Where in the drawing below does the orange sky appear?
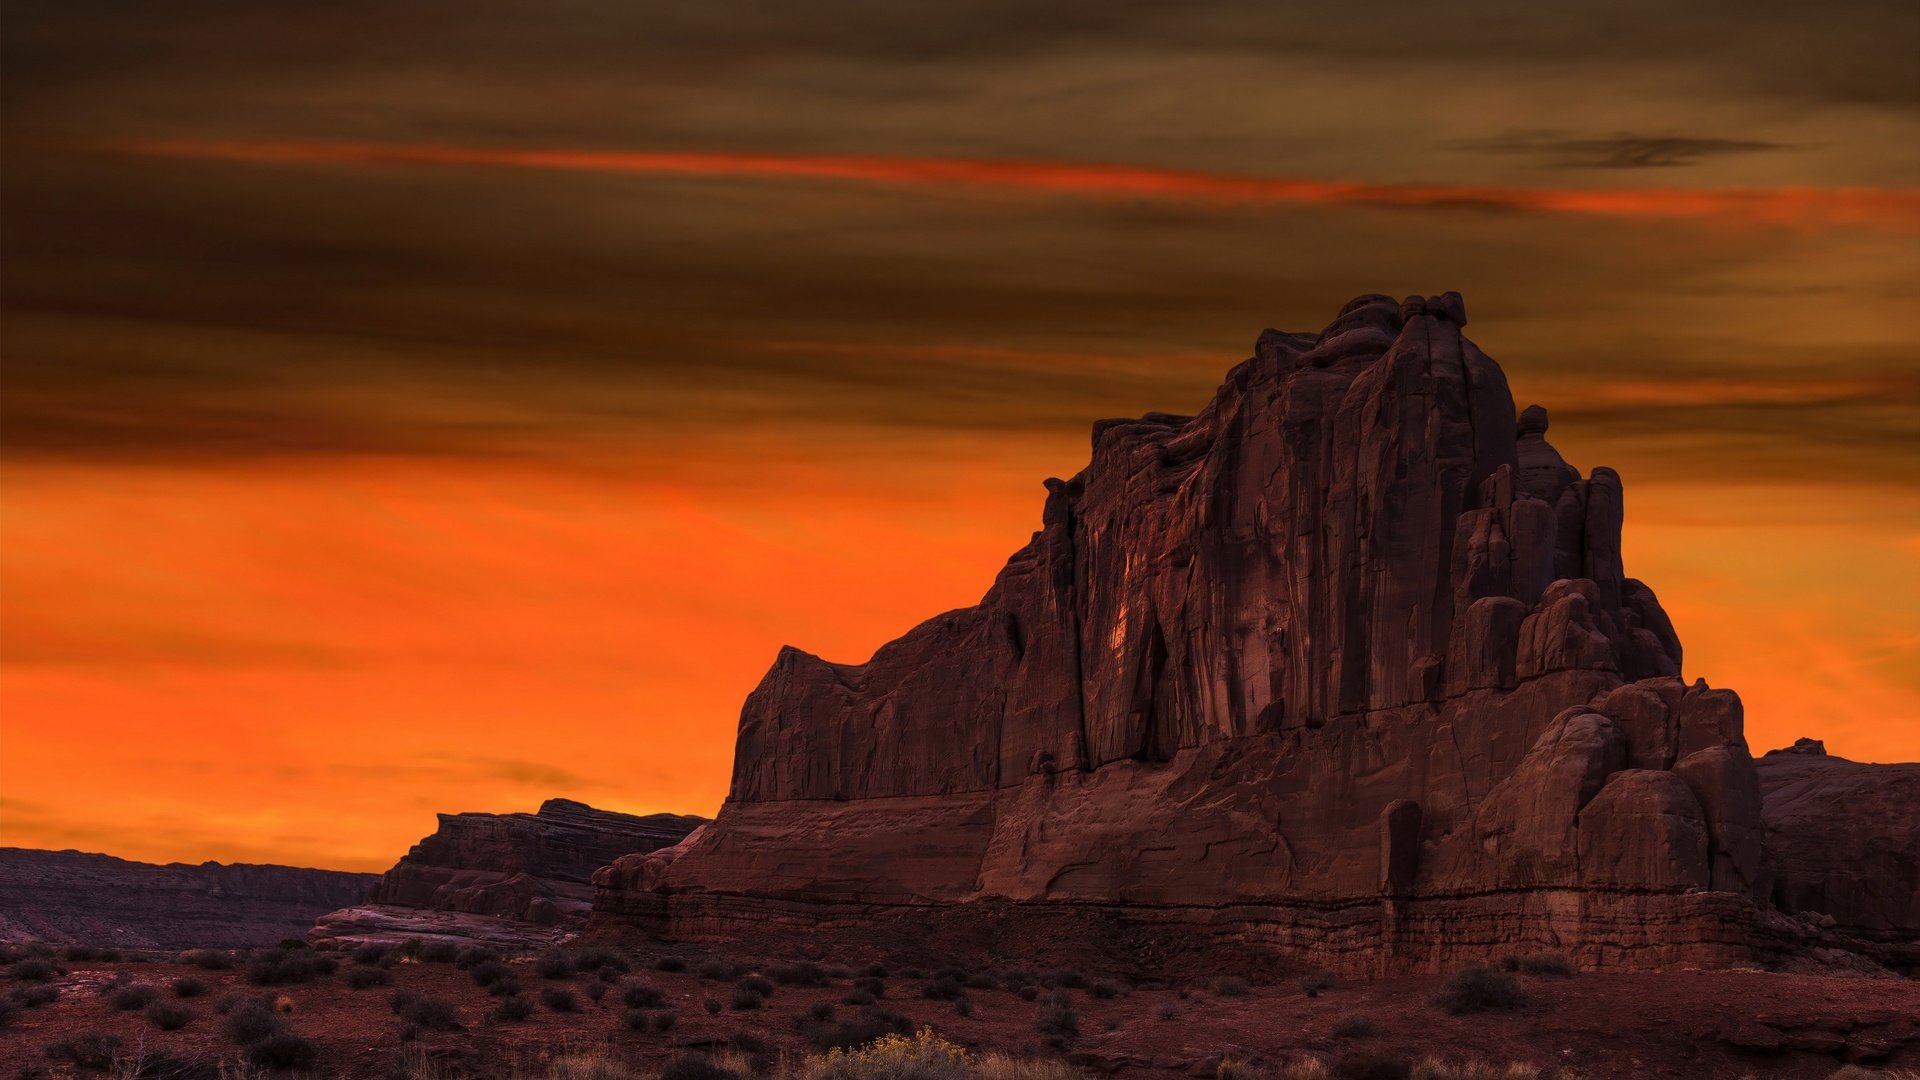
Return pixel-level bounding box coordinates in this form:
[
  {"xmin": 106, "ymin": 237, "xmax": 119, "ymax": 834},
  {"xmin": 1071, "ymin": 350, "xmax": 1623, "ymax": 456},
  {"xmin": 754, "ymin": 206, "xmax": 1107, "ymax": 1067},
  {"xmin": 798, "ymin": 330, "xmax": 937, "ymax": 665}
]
[{"xmin": 3, "ymin": 0, "xmax": 1917, "ymax": 871}]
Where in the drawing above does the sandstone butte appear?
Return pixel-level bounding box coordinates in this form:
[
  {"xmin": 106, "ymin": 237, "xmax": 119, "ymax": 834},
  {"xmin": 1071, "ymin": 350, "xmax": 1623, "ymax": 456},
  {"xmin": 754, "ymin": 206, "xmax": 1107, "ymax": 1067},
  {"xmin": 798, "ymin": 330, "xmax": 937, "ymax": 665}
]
[
  {"xmin": 587, "ymin": 292, "xmax": 1920, "ymax": 976},
  {"xmin": 311, "ymin": 799, "xmax": 701, "ymax": 950}
]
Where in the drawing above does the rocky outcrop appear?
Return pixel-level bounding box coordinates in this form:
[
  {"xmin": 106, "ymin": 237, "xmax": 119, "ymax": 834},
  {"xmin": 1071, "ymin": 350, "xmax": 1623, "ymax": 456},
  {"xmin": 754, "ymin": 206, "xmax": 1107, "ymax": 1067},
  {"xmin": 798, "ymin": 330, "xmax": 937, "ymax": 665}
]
[
  {"xmin": 1757, "ymin": 739, "xmax": 1920, "ymax": 970},
  {"xmin": 313, "ymin": 799, "xmax": 700, "ymax": 948},
  {"xmin": 0, "ymin": 847, "xmax": 374, "ymax": 949},
  {"xmin": 590, "ymin": 293, "xmax": 1812, "ymax": 974}
]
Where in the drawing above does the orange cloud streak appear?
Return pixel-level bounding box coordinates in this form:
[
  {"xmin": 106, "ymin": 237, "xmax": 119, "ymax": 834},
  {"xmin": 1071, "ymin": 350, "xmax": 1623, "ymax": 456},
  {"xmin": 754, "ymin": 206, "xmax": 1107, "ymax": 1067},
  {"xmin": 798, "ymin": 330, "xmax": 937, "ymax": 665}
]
[{"xmin": 90, "ymin": 138, "xmax": 1920, "ymax": 232}]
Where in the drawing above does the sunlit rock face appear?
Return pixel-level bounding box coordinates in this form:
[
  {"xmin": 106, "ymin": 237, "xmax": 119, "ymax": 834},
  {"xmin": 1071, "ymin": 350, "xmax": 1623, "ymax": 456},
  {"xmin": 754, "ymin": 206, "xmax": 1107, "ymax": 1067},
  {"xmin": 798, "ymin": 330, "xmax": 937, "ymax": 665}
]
[{"xmin": 592, "ymin": 294, "xmax": 1901, "ymax": 974}]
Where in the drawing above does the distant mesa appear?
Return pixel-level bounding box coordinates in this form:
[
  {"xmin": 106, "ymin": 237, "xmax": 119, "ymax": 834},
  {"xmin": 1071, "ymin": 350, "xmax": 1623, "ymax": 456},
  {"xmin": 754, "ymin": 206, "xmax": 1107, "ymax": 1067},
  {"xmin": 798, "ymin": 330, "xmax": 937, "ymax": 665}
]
[
  {"xmin": 310, "ymin": 798, "xmax": 702, "ymax": 950},
  {"xmin": 0, "ymin": 847, "xmax": 374, "ymax": 949},
  {"xmin": 582, "ymin": 292, "xmax": 1919, "ymax": 976}
]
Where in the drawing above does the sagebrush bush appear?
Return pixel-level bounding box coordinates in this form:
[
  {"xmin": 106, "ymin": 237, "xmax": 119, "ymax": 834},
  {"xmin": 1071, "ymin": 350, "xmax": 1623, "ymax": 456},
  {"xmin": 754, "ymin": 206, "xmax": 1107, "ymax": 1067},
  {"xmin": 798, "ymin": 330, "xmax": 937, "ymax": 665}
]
[
  {"xmin": 730, "ymin": 987, "xmax": 765, "ymax": 1010},
  {"xmin": 584, "ymin": 980, "xmax": 610, "ymax": 1004},
  {"xmin": 573, "ymin": 948, "xmax": 629, "ymax": 975},
  {"xmin": 470, "ymin": 961, "xmax": 513, "ymax": 988},
  {"xmin": 704, "ymin": 997, "xmax": 723, "ymax": 1015},
  {"xmin": 623, "ymin": 982, "xmax": 666, "ymax": 1009},
  {"xmin": 922, "ymin": 977, "xmax": 966, "ymax": 1001},
  {"xmin": 1432, "ymin": 967, "xmax": 1526, "ymax": 1015},
  {"xmin": 247, "ymin": 1031, "xmax": 317, "ymax": 1069},
  {"xmin": 45, "ymin": 1032, "xmax": 122, "ymax": 1070},
  {"xmin": 698, "ymin": 959, "xmax": 743, "ymax": 982},
  {"xmin": 738, "ymin": 974, "xmax": 775, "ymax": 997},
  {"xmin": 352, "ymin": 942, "xmax": 396, "ymax": 967},
  {"xmin": 0, "ymin": 996, "xmax": 16, "ymax": 1028},
  {"xmin": 172, "ymin": 976, "xmax": 209, "ymax": 998},
  {"xmin": 9, "ymin": 958, "xmax": 61, "ymax": 982},
  {"xmin": 417, "ymin": 941, "xmax": 461, "ymax": 964},
  {"xmin": 246, "ymin": 947, "xmax": 334, "ymax": 986},
  {"xmin": 391, "ymin": 989, "xmax": 463, "ymax": 1030},
  {"xmin": 541, "ymin": 986, "xmax": 581, "ymax": 1013},
  {"xmin": 146, "ymin": 1000, "xmax": 194, "ymax": 1031},
  {"xmin": 852, "ymin": 976, "xmax": 886, "ymax": 998},
  {"xmin": 654, "ymin": 955, "xmax": 688, "ymax": 973},
  {"xmin": 222, "ymin": 999, "xmax": 284, "ymax": 1045},
  {"xmin": 1016, "ymin": 986, "xmax": 1039, "ymax": 1002},
  {"xmin": 1048, "ymin": 969, "xmax": 1088, "ymax": 990},
  {"xmin": 843, "ymin": 990, "xmax": 876, "ymax": 1007},
  {"xmin": 809, "ymin": 1007, "xmax": 914, "ymax": 1052},
  {"xmin": 858, "ymin": 963, "xmax": 888, "ymax": 979},
  {"xmin": 1215, "ymin": 1059, "xmax": 1266, "ymax": 1080},
  {"xmin": 536, "ymin": 951, "xmax": 575, "ymax": 979},
  {"xmin": 1214, "ymin": 976, "xmax": 1251, "ymax": 997},
  {"xmin": 808, "ymin": 1001, "xmax": 837, "ymax": 1022},
  {"xmin": 1332, "ymin": 1017, "xmax": 1378, "ymax": 1040},
  {"xmin": 491, "ymin": 994, "xmax": 534, "ymax": 1023},
  {"xmin": 349, "ymin": 965, "xmax": 394, "ymax": 990},
  {"xmin": 1088, "ymin": 980, "xmax": 1121, "ymax": 1000},
  {"xmin": 109, "ymin": 984, "xmax": 159, "ymax": 1010},
  {"xmin": 1158, "ymin": 1003, "xmax": 1179, "ymax": 1021},
  {"xmin": 1036, "ymin": 1002, "xmax": 1078, "ymax": 1039},
  {"xmin": 454, "ymin": 947, "xmax": 499, "ymax": 971},
  {"xmin": 181, "ymin": 949, "xmax": 235, "ymax": 970},
  {"xmin": 1302, "ymin": 971, "xmax": 1338, "ymax": 997},
  {"xmin": 770, "ymin": 960, "xmax": 830, "ymax": 987}
]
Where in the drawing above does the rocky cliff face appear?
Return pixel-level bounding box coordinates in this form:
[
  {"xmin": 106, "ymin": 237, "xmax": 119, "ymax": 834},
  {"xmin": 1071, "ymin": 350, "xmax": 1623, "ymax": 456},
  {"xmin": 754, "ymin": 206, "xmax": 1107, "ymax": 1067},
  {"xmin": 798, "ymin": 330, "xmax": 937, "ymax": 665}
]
[
  {"xmin": 0, "ymin": 848, "xmax": 374, "ymax": 949},
  {"xmin": 314, "ymin": 799, "xmax": 701, "ymax": 948},
  {"xmin": 591, "ymin": 293, "xmax": 1826, "ymax": 973},
  {"xmin": 1756, "ymin": 739, "xmax": 1920, "ymax": 971}
]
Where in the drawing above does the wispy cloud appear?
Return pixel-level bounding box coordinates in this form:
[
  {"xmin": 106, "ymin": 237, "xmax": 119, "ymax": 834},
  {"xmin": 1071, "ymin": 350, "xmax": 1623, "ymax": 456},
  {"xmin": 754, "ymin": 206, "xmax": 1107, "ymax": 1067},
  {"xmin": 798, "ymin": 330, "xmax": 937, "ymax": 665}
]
[
  {"xmin": 87, "ymin": 138, "xmax": 1920, "ymax": 233},
  {"xmin": 1456, "ymin": 131, "xmax": 1788, "ymax": 169}
]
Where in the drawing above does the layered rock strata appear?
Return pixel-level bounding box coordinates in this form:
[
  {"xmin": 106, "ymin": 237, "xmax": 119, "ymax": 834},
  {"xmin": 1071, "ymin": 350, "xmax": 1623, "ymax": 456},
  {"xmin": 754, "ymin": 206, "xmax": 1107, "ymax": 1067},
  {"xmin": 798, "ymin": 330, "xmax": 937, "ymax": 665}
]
[
  {"xmin": 590, "ymin": 293, "xmax": 1894, "ymax": 974},
  {"xmin": 313, "ymin": 799, "xmax": 700, "ymax": 948}
]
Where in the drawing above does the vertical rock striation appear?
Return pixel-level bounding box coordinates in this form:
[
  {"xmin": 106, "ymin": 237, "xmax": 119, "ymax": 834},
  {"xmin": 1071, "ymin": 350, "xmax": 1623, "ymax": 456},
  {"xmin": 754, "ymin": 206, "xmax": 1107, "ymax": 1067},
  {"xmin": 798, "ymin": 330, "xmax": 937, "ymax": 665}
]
[{"xmin": 591, "ymin": 294, "xmax": 1903, "ymax": 973}]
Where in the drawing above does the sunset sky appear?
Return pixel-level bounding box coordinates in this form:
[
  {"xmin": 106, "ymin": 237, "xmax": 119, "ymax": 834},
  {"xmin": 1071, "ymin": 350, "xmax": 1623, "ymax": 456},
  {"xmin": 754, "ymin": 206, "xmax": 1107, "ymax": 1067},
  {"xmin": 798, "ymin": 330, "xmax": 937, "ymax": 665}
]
[{"xmin": 3, "ymin": 1, "xmax": 1917, "ymax": 872}]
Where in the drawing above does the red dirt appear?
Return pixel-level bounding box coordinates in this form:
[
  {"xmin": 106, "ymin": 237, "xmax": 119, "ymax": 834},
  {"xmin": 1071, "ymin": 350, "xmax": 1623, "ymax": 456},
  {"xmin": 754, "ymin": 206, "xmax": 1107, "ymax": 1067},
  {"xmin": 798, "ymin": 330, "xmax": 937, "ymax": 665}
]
[{"xmin": 2, "ymin": 951, "xmax": 1914, "ymax": 1078}]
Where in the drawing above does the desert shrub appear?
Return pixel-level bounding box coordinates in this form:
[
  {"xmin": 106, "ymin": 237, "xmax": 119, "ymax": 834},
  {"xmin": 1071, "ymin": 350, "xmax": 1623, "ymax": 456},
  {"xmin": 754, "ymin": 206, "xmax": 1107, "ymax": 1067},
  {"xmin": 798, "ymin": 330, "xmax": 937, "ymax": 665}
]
[
  {"xmin": 1036, "ymin": 1001, "xmax": 1079, "ymax": 1039},
  {"xmin": 348, "ymin": 965, "xmax": 394, "ymax": 989},
  {"xmin": 738, "ymin": 973, "xmax": 775, "ymax": 997},
  {"xmin": 1517, "ymin": 953, "xmax": 1574, "ymax": 979},
  {"xmin": 392, "ymin": 990, "xmax": 463, "ymax": 1031},
  {"xmin": 1089, "ymin": 980, "xmax": 1121, "ymax": 1000},
  {"xmin": 491, "ymin": 994, "xmax": 534, "ymax": 1022},
  {"xmin": 852, "ymin": 976, "xmax": 886, "ymax": 998},
  {"xmin": 245, "ymin": 947, "xmax": 333, "ymax": 986},
  {"xmin": 808, "ymin": 1001, "xmax": 838, "ymax": 1022},
  {"xmin": 0, "ymin": 996, "xmax": 16, "ymax": 1027},
  {"xmin": 417, "ymin": 941, "xmax": 461, "ymax": 963},
  {"xmin": 808, "ymin": 1007, "xmax": 914, "ymax": 1052},
  {"xmin": 1017, "ymin": 986, "xmax": 1039, "ymax": 1002},
  {"xmin": 572, "ymin": 947, "xmax": 627, "ymax": 972},
  {"xmin": 1213, "ymin": 976, "xmax": 1251, "ymax": 997},
  {"xmin": 10, "ymin": 958, "xmax": 61, "ymax": 982},
  {"xmin": 1432, "ymin": 967, "xmax": 1526, "ymax": 1015},
  {"xmin": 63, "ymin": 944, "xmax": 99, "ymax": 961},
  {"xmin": 1332, "ymin": 1017, "xmax": 1378, "ymax": 1040},
  {"xmin": 222, "ymin": 999, "xmax": 284, "ymax": 1045},
  {"xmin": 1335, "ymin": 1052, "xmax": 1410, "ymax": 1080},
  {"xmin": 172, "ymin": 976, "xmax": 208, "ymax": 998},
  {"xmin": 470, "ymin": 960, "xmax": 513, "ymax": 987},
  {"xmin": 698, "ymin": 959, "xmax": 743, "ymax": 982},
  {"xmin": 584, "ymin": 979, "xmax": 610, "ymax": 1004},
  {"xmin": 651, "ymin": 1009, "xmax": 678, "ymax": 1032},
  {"xmin": 843, "ymin": 990, "xmax": 876, "ymax": 1006},
  {"xmin": 147, "ymin": 1000, "xmax": 195, "ymax": 1031},
  {"xmin": 454, "ymin": 946, "xmax": 499, "ymax": 970},
  {"xmin": 1215, "ymin": 1060, "xmax": 1266, "ymax": 1080},
  {"xmin": 109, "ymin": 983, "xmax": 159, "ymax": 1010},
  {"xmin": 351, "ymin": 942, "xmax": 396, "ymax": 967},
  {"xmin": 731, "ymin": 987, "xmax": 765, "ymax": 1010},
  {"xmin": 541, "ymin": 986, "xmax": 581, "ymax": 1013},
  {"xmin": 1047, "ymin": 968, "xmax": 1088, "ymax": 990},
  {"xmin": 659, "ymin": 1053, "xmax": 750, "ymax": 1080},
  {"xmin": 213, "ymin": 992, "xmax": 244, "ymax": 1014},
  {"xmin": 536, "ymin": 950, "xmax": 576, "ymax": 979},
  {"xmin": 654, "ymin": 955, "xmax": 688, "ymax": 973},
  {"xmin": 1158, "ymin": 1003, "xmax": 1179, "ymax": 1021},
  {"xmin": 965, "ymin": 973, "xmax": 997, "ymax": 990},
  {"xmin": 1302, "ymin": 971, "xmax": 1338, "ymax": 997},
  {"xmin": 803, "ymin": 1030, "xmax": 971, "ymax": 1080},
  {"xmin": 770, "ymin": 960, "xmax": 830, "ymax": 987},
  {"xmin": 922, "ymin": 977, "xmax": 965, "ymax": 1001},
  {"xmin": 954, "ymin": 996, "xmax": 974, "ymax": 1017},
  {"xmin": 277, "ymin": 938, "xmax": 309, "ymax": 951},
  {"xmin": 704, "ymin": 997, "xmax": 723, "ymax": 1014},
  {"xmin": 1496, "ymin": 954, "xmax": 1521, "ymax": 972},
  {"xmin": 488, "ymin": 976, "xmax": 524, "ymax": 997},
  {"xmin": 188, "ymin": 949, "xmax": 237, "ymax": 970},
  {"xmin": 45, "ymin": 1032, "xmax": 123, "ymax": 1070},
  {"xmin": 623, "ymin": 982, "xmax": 666, "ymax": 1008},
  {"xmin": 247, "ymin": 1031, "xmax": 317, "ymax": 1069},
  {"xmin": 858, "ymin": 963, "xmax": 888, "ymax": 978}
]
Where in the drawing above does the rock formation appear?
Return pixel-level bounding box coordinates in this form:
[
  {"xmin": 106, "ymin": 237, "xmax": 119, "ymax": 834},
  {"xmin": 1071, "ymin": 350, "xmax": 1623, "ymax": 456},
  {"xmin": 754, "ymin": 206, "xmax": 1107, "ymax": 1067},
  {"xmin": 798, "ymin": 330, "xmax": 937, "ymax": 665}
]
[
  {"xmin": 590, "ymin": 292, "xmax": 1858, "ymax": 973},
  {"xmin": 0, "ymin": 847, "xmax": 374, "ymax": 949},
  {"xmin": 1756, "ymin": 739, "xmax": 1920, "ymax": 972},
  {"xmin": 313, "ymin": 799, "xmax": 700, "ymax": 948}
]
